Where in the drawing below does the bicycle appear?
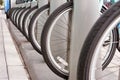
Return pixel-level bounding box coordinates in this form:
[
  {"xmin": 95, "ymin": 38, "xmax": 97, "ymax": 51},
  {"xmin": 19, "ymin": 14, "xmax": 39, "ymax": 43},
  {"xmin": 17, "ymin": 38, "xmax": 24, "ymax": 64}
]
[
  {"xmin": 27, "ymin": 0, "xmax": 73, "ymax": 78},
  {"xmin": 22, "ymin": 5, "xmax": 38, "ymax": 39},
  {"xmin": 28, "ymin": 3, "xmax": 50, "ymax": 53},
  {"xmin": 8, "ymin": 0, "xmax": 118, "ymax": 79},
  {"xmin": 40, "ymin": 0, "xmax": 73, "ymax": 79},
  {"xmin": 40, "ymin": 0, "xmax": 119, "ymax": 79}
]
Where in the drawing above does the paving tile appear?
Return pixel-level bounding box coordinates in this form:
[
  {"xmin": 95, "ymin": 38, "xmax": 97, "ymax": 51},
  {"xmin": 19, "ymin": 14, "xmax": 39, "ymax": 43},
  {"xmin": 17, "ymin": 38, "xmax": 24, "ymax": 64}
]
[
  {"xmin": 0, "ymin": 11, "xmax": 29, "ymax": 80},
  {"xmin": 0, "ymin": 41, "xmax": 8, "ymax": 79},
  {"xmin": 0, "ymin": 19, "xmax": 8, "ymax": 79},
  {"xmin": 0, "ymin": 79, "xmax": 8, "ymax": 80},
  {"xmin": 0, "ymin": 47, "xmax": 8, "ymax": 79},
  {"xmin": 8, "ymin": 66, "xmax": 29, "ymax": 80},
  {"xmin": 9, "ymin": 79, "xmax": 28, "ymax": 80},
  {"xmin": 2, "ymin": 19, "xmax": 23, "ymax": 66}
]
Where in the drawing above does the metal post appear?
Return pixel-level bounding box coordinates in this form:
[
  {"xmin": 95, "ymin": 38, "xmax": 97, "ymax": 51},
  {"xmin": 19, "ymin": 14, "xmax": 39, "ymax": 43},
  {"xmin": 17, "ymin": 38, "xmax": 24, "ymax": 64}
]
[
  {"xmin": 50, "ymin": 0, "xmax": 66, "ymax": 13},
  {"xmin": 31, "ymin": 0, "xmax": 37, "ymax": 7},
  {"xmin": 69, "ymin": 0, "xmax": 100, "ymax": 80},
  {"xmin": 10, "ymin": 0, "xmax": 17, "ymax": 7},
  {"xmin": 37, "ymin": 0, "xmax": 48, "ymax": 8},
  {"xmin": 118, "ymin": 67, "xmax": 120, "ymax": 80}
]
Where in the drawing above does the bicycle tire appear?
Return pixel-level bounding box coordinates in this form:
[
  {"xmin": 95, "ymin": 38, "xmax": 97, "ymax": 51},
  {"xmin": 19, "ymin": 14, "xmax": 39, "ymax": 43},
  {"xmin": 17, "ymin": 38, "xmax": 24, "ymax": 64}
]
[
  {"xmin": 11, "ymin": 8, "xmax": 19, "ymax": 23},
  {"xmin": 28, "ymin": 4, "xmax": 49, "ymax": 54},
  {"xmin": 77, "ymin": 1, "xmax": 120, "ymax": 80},
  {"xmin": 22, "ymin": 5, "xmax": 38, "ymax": 39},
  {"xmin": 41, "ymin": 2, "xmax": 73, "ymax": 79},
  {"xmin": 13, "ymin": 8, "xmax": 23, "ymax": 26},
  {"xmin": 18, "ymin": 7, "xmax": 30, "ymax": 32},
  {"xmin": 116, "ymin": 25, "xmax": 120, "ymax": 51},
  {"xmin": 8, "ymin": 8, "xmax": 17, "ymax": 19},
  {"xmin": 16, "ymin": 9, "xmax": 25, "ymax": 27},
  {"xmin": 14, "ymin": 8, "xmax": 25, "ymax": 26}
]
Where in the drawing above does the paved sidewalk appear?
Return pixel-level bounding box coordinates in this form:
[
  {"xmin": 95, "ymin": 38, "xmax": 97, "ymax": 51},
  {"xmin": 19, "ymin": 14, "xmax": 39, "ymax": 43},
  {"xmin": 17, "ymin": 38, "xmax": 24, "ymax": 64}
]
[{"xmin": 0, "ymin": 10, "xmax": 30, "ymax": 80}]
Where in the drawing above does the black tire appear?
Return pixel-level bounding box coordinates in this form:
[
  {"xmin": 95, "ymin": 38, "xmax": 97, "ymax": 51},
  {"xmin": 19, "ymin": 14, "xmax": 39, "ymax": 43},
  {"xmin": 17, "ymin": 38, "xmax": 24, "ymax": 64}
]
[
  {"xmin": 102, "ymin": 28, "xmax": 118, "ymax": 70},
  {"xmin": 77, "ymin": 2, "xmax": 120, "ymax": 80},
  {"xmin": 14, "ymin": 8, "xmax": 24, "ymax": 26},
  {"xmin": 11, "ymin": 8, "xmax": 19, "ymax": 22},
  {"xmin": 16, "ymin": 9, "xmax": 25, "ymax": 27},
  {"xmin": 41, "ymin": 2, "xmax": 73, "ymax": 79},
  {"xmin": 13, "ymin": 9, "xmax": 20, "ymax": 23},
  {"xmin": 7, "ymin": 7, "xmax": 17, "ymax": 18},
  {"xmin": 28, "ymin": 4, "xmax": 49, "ymax": 54},
  {"xmin": 22, "ymin": 5, "xmax": 38, "ymax": 39},
  {"xmin": 18, "ymin": 7, "xmax": 30, "ymax": 32},
  {"xmin": 13, "ymin": 8, "xmax": 23, "ymax": 26},
  {"xmin": 116, "ymin": 25, "xmax": 120, "ymax": 51}
]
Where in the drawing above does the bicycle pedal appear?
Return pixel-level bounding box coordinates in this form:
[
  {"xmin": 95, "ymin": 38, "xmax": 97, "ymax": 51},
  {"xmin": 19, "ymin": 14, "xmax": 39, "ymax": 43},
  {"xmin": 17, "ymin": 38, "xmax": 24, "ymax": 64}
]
[{"xmin": 57, "ymin": 56, "xmax": 68, "ymax": 66}]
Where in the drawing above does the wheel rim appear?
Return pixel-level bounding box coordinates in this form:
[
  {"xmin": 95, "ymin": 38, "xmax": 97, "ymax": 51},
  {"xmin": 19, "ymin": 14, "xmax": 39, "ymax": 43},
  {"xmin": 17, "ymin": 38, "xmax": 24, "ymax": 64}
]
[
  {"xmin": 89, "ymin": 15, "xmax": 120, "ymax": 80},
  {"xmin": 46, "ymin": 8, "xmax": 72, "ymax": 75},
  {"xmin": 31, "ymin": 8, "xmax": 49, "ymax": 51},
  {"xmin": 13, "ymin": 9, "xmax": 19, "ymax": 23},
  {"xmin": 24, "ymin": 9, "xmax": 37, "ymax": 37},
  {"xmin": 102, "ymin": 32, "xmax": 113, "ymax": 62},
  {"xmin": 11, "ymin": 9, "xmax": 17, "ymax": 21},
  {"xmin": 16, "ymin": 9, "xmax": 23, "ymax": 26},
  {"xmin": 20, "ymin": 10, "xmax": 29, "ymax": 31}
]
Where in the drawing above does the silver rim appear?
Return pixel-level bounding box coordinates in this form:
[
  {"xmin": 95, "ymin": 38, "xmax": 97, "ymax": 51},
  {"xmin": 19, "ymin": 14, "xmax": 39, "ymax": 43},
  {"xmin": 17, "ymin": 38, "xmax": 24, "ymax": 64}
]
[
  {"xmin": 20, "ymin": 9, "xmax": 29, "ymax": 31},
  {"xmin": 11, "ymin": 9, "xmax": 17, "ymax": 21},
  {"xmin": 46, "ymin": 8, "xmax": 72, "ymax": 74},
  {"xmin": 13, "ymin": 10, "xmax": 19, "ymax": 23},
  {"xmin": 102, "ymin": 31, "xmax": 113, "ymax": 63},
  {"xmin": 16, "ymin": 9, "xmax": 24, "ymax": 26},
  {"xmin": 89, "ymin": 15, "xmax": 120, "ymax": 80},
  {"xmin": 31, "ymin": 8, "xmax": 49, "ymax": 51},
  {"xmin": 24, "ymin": 9, "xmax": 37, "ymax": 37}
]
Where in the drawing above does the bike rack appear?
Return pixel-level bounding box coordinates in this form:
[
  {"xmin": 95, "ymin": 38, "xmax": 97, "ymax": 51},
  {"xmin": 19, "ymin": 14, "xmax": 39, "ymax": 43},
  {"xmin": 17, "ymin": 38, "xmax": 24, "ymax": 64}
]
[
  {"xmin": 10, "ymin": 0, "xmax": 24, "ymax": 8},
  {"xmin": 69, "ymin": 0, "xmax": 100, "ymax": 80},
  {"xmin": 29, "ymin": 0, "xmax": 100, "ymax": 79},
  {"xmin": 25, "ymin": 2, "xmax": 31, "ymax": 8},
  {"xmin": 50, "ymin": 0, "xmax": 67, "ymax": 13},
  {"xmin": 9, "ymin": 0, "xmax": 101, "ymax": 79},
  {"xmin": 31, "ymin": 0, "xmax": 37, "ymax": 7},
  {"xmin": 37, "ymin": 0, "xmax": 48, "ymax": 8},
  {"xmin": 36, "ymin": 0, "xmax": 48, "ymax": 42}
]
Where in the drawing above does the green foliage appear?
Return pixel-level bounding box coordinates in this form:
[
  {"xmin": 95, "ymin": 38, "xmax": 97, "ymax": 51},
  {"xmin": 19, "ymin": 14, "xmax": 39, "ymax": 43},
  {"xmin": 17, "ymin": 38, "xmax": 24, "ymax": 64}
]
[{"xmin": 0, "ymin": 0, "xmax": 3, "ymax": 5}]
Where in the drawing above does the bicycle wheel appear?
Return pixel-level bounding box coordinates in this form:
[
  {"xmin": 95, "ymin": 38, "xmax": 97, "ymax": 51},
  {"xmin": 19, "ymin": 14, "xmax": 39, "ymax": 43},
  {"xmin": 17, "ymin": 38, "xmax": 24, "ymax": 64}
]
[
  {"xmin": 116, "ymin": 25, "xmax": 120, "ymax": 51},
  {"xmin": 28, "ymin": 4, "xmax": 49, "ymax": 53},
  {"xmin": 41, "ymin": 2, "xmax": 73, "ymax": 79},
  {"xmin": 14, "ymin": 8, "xmax": 25, "ymax": 26},
  {"xmin": 18, "ymin": 7, "xmax": 30, "ymax": 32},
  {"xmin": 16, "ymin": 9, "xmax": 25, "ymax": 27},
  {"xmin": 102, "ymin": 29, "xmax": 118, "ymax": 70},
  {"xmin": 77, "ymin": 2, "xmax": 120, "ymax": 80},
  {"xmin": 8, "ymin": 7, "xmax": 17, "ymax": 19},
  {"xmin": 22, "ymin": 5, "xmax": 38, "ymax": 39},
  {"xmin": 11, "ymin": 8, "xmax": 19, "ymax": 22},
  {"xmin": 13, "ymin": 8, "xmax": 23, "ymax": 26}
]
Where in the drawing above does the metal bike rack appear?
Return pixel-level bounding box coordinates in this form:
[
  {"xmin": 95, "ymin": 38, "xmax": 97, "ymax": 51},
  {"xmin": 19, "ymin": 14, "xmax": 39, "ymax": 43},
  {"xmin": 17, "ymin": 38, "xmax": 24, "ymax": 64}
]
[
  {"xmin": 36, "ymin": 0, "xmax": 48, "ymax": 43},
  {"xmin": 37, "ymin": 0, "xmax": 48, "ymax": 8},
  {"xmin": 10, "ymin": 0, "xmax": 17, "ymax": 7},
  {"xmin": 31, "ymin": 0, "xmax": 38, "ymax": 7},
  {"xmin": 25, "ymin": 2, "xmax": 31, "ymax": 7},
  {"xmin": 69, "ymin": 0, "xmax": 100, "ymax": 80},
  {"xmin": 50, "ymin": 0, "xmax": 66, "ymax": 13},
  {"xmin": 10, "ymin": 0, "xmax": 100, "ymax": 79},
  {"xmin": 37, "ymin": 0, "xmax": 100, "ymax": 79},
  {"xmin": 10, "ymin": 0, "xmax": 24, "ymax": 7}
]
